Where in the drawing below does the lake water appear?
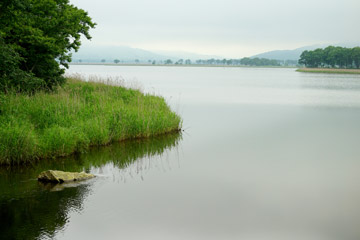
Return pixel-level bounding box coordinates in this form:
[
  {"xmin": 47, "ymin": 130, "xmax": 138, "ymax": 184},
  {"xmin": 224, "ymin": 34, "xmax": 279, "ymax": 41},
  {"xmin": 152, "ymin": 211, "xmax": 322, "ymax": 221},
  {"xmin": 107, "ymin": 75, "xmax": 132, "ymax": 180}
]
[{"xmin": 2, "ymin": 66, "xmax": 360, "ymax": 240}]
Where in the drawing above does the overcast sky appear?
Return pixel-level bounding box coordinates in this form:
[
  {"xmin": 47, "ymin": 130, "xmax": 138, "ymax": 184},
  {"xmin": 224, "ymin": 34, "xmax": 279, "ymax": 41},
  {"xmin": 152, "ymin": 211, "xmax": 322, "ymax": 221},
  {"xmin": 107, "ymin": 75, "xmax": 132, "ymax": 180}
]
[{"xmin": 70, "ymin": 0, "xmax": 360, "ymax": 58}]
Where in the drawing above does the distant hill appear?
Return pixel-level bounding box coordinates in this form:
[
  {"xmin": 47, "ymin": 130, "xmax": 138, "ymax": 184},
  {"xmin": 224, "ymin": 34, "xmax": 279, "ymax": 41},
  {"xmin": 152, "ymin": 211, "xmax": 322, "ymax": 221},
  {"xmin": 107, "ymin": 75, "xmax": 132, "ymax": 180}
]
[
  {"xmin": 251, "ymin": 42, "xmax": 360, "ymax": 61},
  {"xmin": 72, "ymin": 43, "xmax": 360, "ymax": 63},
  {"xmin": 155, "ymin": 50, "xmax": 221, "ymax": 61},
  {"xmin": 71, "ymin": 45, "xmax": 170, "ymax": 63},
  {"xmin": 71, "ymin": 45, "xmax": 221, "ymax": 63}
]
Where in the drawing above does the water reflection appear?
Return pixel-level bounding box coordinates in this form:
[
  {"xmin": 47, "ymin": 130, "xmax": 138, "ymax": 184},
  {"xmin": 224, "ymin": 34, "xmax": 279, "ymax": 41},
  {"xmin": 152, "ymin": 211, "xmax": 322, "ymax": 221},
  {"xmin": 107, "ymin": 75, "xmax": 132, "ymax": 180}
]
[
  {"xmin": 0, "ymin": 132, "xmax": 182, "ymax": 240},
  {"xmin": 58, "ymin": 66, "xmax": 360, "ymax": 239},
  {"xmin": 0, "ymin": 182, "xmax": 91, "ymax": 240}
]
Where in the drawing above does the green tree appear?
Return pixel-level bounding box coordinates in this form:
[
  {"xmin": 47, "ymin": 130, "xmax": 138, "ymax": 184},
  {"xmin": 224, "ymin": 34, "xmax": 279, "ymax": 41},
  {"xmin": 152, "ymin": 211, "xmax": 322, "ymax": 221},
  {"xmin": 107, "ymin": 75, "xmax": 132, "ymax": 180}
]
[
  {"xmin": 312, "ymin": 48, "xmax": 324, "ymax": 67},
  {"xmin": 299, "ymin": 50, "xmax": 316, "ymax": 67},
  {"xmin": 0, "ymin": 38, "xmax": 43, "ymax": 93},
  {"xmin": 343, "ymin": 48, "xmax": 353, "ymax": 68},
  {"xmin": 0, "ymin": 0, "xmax": 96, "ymax": 92},
  {"xmin": 114, "ymin": 59, "xmax": 120, "ymax": 64},
  {"xmin": 323, "ymin": 46, "xmax": 336, "ymax": 67},
  {"xmin": 226, "ymin": 59, "xmax": 233, "ymax": 65},
  {"xmin": 352, "ymin": 47, "xmax": 360, "ymax": 68},
  {"xmin": 334, "ymin": 47, "xmax": 347, "ymax": 68},
  {"xmin": 299, "ymin": 46, "xmax": 360, "ymax": 69},
  {"xmin": 240, "ymin": 57, "xmax": 251, "ymax": 65},
  {"xmin": 176, "ymin": 59, "xmax": 184, "ymax": 65}
]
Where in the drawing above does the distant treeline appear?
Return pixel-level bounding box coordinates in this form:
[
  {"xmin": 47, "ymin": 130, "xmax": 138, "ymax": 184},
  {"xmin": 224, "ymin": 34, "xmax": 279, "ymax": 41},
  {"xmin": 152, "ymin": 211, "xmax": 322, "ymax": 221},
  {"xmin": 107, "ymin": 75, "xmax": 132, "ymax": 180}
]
[
  {"xmin": 194, "ymin": 57, "xmax": 281, "ymax": 66},
  {"xmin": 299, "ymin": 46, "xmax": 360, "ymax": 68},
  {"xmin": 101, "ymin": 57, "xmax": 298, "ymax": 67}
]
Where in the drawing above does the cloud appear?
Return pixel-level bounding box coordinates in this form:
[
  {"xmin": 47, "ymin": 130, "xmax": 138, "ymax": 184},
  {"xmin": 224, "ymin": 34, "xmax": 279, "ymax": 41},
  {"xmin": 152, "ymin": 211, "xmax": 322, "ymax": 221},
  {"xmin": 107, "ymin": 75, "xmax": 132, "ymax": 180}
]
[{"xmin": 71, "ymin": 0, "xmax": 360, "ymax": 57}]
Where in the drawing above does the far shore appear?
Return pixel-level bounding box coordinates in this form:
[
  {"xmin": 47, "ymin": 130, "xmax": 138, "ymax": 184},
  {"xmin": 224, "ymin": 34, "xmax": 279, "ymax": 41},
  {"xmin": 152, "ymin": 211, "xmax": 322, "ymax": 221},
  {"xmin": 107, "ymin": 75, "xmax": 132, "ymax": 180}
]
[
  {"xmin": 69, "ymin": 63, "xmax": 296, "ymax": 68},
  {"xmin": 297, "ymin": 68, "xmax": 360, "ymax": 74}
]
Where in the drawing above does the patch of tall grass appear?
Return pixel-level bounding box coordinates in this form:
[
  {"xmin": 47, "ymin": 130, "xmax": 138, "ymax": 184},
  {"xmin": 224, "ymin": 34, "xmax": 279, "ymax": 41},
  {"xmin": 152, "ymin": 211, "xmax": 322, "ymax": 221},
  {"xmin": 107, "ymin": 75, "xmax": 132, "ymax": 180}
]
[
  {"xmin": 296, "ymin": 68, "xmax": 360, "ymax": 74},
  {"xmin": 0, "ymin": 76, "xmax": 182, "ymax": 165}
]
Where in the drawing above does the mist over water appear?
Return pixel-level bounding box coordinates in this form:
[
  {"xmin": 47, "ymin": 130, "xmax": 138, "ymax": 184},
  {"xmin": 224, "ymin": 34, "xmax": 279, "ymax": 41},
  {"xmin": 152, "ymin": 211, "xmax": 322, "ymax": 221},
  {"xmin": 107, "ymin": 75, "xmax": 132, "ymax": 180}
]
[
  {"xmin": 65, "ymin": 66, "xmax": 360, "ymax": 240},
  {"xmin": 2, "ymin": 66, "xmax": 360, "ymax": 239}
]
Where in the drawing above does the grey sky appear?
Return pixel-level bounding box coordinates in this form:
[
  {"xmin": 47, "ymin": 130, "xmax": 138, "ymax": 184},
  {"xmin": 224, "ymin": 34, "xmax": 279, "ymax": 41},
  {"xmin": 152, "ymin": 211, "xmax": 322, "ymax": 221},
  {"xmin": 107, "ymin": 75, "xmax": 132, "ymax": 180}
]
[{"xmin": 70, "ymin": 0, "xmax": 360, "ymax": 58}]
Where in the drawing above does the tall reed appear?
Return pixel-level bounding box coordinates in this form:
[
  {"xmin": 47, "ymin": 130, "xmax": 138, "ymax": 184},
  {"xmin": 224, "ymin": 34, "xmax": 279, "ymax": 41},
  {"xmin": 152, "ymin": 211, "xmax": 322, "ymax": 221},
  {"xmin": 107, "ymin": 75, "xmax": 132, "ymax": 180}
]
[{"xmin": 0, "ymin": 76, "xmax": 182, "ymax": 165}]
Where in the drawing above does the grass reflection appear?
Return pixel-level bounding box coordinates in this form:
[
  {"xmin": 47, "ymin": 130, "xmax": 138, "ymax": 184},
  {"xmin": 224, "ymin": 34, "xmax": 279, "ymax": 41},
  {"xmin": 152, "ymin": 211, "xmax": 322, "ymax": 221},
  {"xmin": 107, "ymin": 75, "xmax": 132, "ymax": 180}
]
[{"xmin": 0, "ymin": 131, "xmax": 182, "ymax": 240}]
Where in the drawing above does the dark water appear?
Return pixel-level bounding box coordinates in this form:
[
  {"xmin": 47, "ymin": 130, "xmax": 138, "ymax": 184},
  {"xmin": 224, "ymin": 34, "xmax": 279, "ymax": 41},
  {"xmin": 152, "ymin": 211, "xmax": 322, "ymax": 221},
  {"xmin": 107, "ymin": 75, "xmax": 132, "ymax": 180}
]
[
  {"xmin": 0, "ymin": 133, "xmax": 181, "ymax": 239},
  {"xmin": 2, "ymin": 66, "xmax": 360, "ymax": 240}
]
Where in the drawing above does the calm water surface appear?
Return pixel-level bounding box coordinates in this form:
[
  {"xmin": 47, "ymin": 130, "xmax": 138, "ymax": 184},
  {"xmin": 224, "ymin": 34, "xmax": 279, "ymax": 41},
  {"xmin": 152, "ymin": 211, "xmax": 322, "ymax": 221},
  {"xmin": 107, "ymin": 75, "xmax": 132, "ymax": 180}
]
[{"xmin": 2, "ymin": 66, "xmax": 360, "ymax": 240}]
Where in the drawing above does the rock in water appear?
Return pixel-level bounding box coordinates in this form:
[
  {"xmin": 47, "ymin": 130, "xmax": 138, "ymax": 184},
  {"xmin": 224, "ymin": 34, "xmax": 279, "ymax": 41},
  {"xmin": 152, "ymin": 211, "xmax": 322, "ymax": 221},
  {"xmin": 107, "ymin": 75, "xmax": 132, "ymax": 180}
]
[{"xmin": 38, "ymin": 170, "xmax": 95, "ymax": 183}]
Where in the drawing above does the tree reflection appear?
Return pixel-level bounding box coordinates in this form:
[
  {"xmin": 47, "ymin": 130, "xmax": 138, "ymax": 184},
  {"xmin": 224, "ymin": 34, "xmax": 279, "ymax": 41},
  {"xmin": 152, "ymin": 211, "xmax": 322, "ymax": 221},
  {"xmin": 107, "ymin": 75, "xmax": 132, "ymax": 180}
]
[{"xmin": 0, "ymin": 132, "xmax": 182, "ymax": 240}]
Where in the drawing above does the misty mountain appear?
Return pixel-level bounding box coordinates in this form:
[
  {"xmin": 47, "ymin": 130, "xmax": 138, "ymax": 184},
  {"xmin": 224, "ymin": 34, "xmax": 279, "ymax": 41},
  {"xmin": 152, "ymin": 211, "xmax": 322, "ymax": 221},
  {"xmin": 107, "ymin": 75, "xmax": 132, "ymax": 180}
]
[
  {"xmin": 251, "ymin": 42, "xmax": 360, "ymax": 61},
  {"xmin": 71, "ymin": 45, "xmax": 221, "ymax": 63},
  {"xmin": 155, "ymin": 50, "xmax": 221, "ymax": 61},
  {"xmin": 71, "ymin": 45, "xmax": 170, "ymax": 63}
]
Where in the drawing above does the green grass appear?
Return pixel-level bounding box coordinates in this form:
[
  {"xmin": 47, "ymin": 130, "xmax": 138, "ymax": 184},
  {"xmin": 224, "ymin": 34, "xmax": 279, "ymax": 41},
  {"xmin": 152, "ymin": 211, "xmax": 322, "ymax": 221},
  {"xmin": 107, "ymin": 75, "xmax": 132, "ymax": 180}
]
[
  {"xmin": 0, "ymin": 77, "xmax": 182, "ymax": 165},
  {"xmin": 296, "ymin": 68, "xmax": 360, "ymax": 74}
]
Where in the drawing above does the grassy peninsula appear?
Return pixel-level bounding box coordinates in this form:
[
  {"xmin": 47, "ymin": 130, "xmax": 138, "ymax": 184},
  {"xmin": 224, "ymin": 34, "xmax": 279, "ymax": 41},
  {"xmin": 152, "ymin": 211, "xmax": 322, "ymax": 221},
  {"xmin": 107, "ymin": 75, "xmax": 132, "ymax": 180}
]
[
  {"xmin": 297, "ymin": 68, "xmax": 360, "ymax": 74},
  {"xmin": 0, "ymin": 77, "xmax": 182, "ymax": 165}
]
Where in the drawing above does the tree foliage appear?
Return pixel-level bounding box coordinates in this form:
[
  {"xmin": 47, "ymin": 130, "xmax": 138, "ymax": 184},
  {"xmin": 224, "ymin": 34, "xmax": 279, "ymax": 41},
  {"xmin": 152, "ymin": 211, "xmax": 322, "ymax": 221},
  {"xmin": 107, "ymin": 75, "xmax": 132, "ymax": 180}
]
[
  {"xmin": 299, "ymin": 46, "xmax": 360, "ymax": 68},
  {"xmin": 0, "ymin": 0, "xmax": 95, "ymax": 92},
  {"xmin": 194, "ymin": 57, "xmax": 280, "ymax": 66},
  {"xmin": 0, "ymin": 38, "xmax": 43, "ymax": 93}
]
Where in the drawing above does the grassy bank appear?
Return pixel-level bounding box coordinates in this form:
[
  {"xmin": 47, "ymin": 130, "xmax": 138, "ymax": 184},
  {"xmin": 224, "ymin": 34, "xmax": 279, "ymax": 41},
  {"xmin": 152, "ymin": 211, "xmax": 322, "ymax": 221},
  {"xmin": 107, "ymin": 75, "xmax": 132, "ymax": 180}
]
[
  {"xmin": 0, "ymin": 77, "xmax": 182, "ymax": 165},
  {"xmin": 297, "ymin": 68, "xmax": 360, "ymax": 74}
]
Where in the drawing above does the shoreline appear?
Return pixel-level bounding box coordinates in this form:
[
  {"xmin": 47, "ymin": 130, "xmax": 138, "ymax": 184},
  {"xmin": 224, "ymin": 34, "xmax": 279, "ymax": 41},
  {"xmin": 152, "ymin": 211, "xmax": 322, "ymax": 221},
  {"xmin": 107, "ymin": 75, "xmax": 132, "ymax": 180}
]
[
  {"xmin": 69, "ymin": 63, "xmax": 296, "ymax": 69},
  {"xmin": 297, "ymin": 68, "xmax": 360, "ymax": 74}
]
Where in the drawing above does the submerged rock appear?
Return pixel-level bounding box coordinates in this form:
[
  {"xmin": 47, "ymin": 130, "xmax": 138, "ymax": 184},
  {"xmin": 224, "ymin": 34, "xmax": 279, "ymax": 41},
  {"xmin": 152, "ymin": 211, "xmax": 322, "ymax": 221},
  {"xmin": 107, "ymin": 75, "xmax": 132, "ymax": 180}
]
[{"xmin": 38, "ymin": 170, "xmax": 95, "ymax": 183}]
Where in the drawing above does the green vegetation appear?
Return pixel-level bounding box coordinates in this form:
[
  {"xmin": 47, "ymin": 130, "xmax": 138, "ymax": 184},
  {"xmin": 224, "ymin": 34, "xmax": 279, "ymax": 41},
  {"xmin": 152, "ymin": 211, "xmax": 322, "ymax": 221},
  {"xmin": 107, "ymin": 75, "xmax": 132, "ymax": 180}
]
[
  {"xmin": 0, "ymin": 1, "xmax": 182, "ymax": 166},
  {"xmin": 296, "ymin": 68, "xmax": 360, "ymax": 74},
  {"xmin": 0, "ymin": 0, "xmax": 95, "ymax": 92},
  {"xmin": 100, "ymin": 57, "xmax": 293, "ymax": 67},
  {"xmin": 173, "ymin": 57, "xmax": 281, "ymax": 66},
  {"xmin": 0, "ymin": 77, "xmax": 182, "ymax": 165},
  {"xmin": 184, "ymin": 57, "xmax": 283, "ymax": 66},
  {"xmin": 299, "ymin": 46, "xmax": 360, "ymax": 68}
]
